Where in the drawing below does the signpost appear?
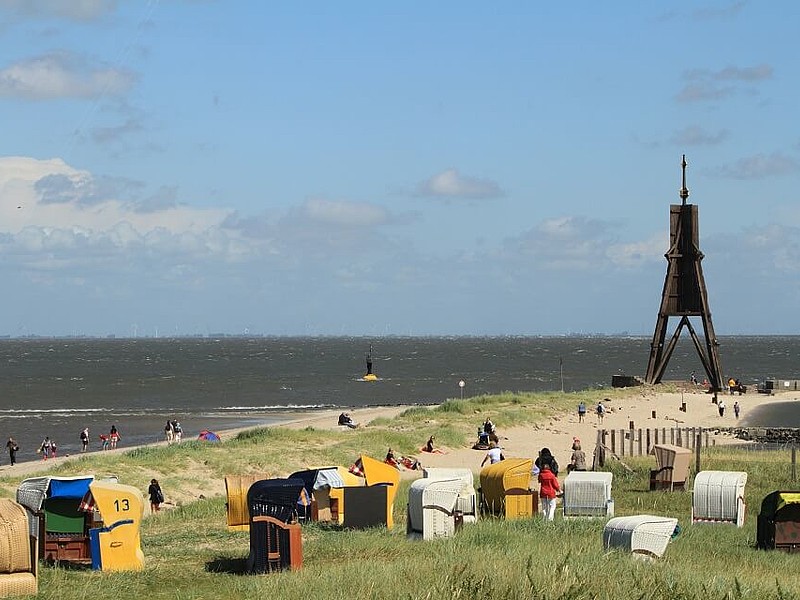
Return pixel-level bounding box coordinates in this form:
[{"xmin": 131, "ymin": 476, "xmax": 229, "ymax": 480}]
[{"xmin": 458, "ymin": 380, "xmax": 465, "ymax": 400}]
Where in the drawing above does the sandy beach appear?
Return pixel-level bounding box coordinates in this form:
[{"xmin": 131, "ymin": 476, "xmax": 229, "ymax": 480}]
[{"xmin": 3, "ymin": 386, "xmax": 794, "ymax": 490}]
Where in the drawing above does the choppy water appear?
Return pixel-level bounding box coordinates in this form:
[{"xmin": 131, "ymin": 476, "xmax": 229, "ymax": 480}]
[{"xmin": 0, "ymin": 335, "xmax": 797, "ymax": 464}]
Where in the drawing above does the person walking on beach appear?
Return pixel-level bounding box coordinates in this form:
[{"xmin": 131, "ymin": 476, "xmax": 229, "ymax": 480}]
[
  {"xmin": 173, "ymin": 421, "xmax": 182, "ymax": 443},
  {"xmin": 734, "ymin": 401, "xmax": 740, "ymax": 419},
  {"xmin": 6, "ymin": 437, "xmax": 18, "ymax": 466},
  {"xmin": 718, "ymin": 399, "xmax": 726, "ymax": 417},
  {"xmin": 39, "ymin": 437, "xmax": 52, "ymax": 460},
  {"xmin": 596, "ymin": 401, "xmax": 606, "ymax": 424},
  {"xmin": 577, "ymin": 402, "xmax": 586, "ymax": 423},
  {"xmin": 538, "ymin": 463, "xmax": 561, "ymax": 522},
  {"xmin": 109, "ymin": 425, "xmax": 120, "ymax": 449},
  {"xmin": 148, "ymin": 479, "xmax": 164, "ymax": 513},
  {"xmin": 80, "ymin": 428, "xmax": 89, "ymax": 452},
  {"xmin": 165, "ymin": 420, "xmax": 174, "ymax": 443}
]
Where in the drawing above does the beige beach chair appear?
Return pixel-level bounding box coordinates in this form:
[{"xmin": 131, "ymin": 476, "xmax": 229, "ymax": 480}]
[
  {"xmin": 407, "ymin": 478, "xmax": 470, "ymax": 540},
  {"xmin": 0, "ymin": 499, "xmax": 37, "ymax": 598},
  {"xmin": 563, "ymin": 471, "xmax": 614, "ymax": 518},
  {"xmin": 649, "ymin": 444, "xmax": 692, "ymax": 491}
]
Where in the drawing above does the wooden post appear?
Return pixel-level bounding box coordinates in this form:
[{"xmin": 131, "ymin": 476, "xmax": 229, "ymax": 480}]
[
  {"xmin": 662, "ymin": 428, "xmax": 666, "ymax": 444},
  {"xmin": 695, "ymin": 430, "xmax": 702, "ymax": 474},
  {"xmin": 629, "ymin": 429, "xmax": 634, "ymax": 456},
  {"xmin": 705, "ymin": 431, "xmax": 709, "ymax": 448},
  {"xmin": 638, "ymin": 428, "xmax": 643, "ymax": 456},
  {"xmin": 611, "ymin": 429, "xmax": 616, "ymax": 455},
  {"xmin": 670, "ymin": 428, "xmax": 675, "ymax": 445},
  {"xmin": 620, "ymin": 430, "xmax": 625, "ymax": 456},
  {"xmin": 646, "ymin": 428, "xmax": 651, "ymax": 454}
]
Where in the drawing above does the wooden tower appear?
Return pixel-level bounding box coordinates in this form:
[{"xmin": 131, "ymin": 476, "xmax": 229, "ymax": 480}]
[{"xmin": 645, "ymin": 156, "xmax": 724, "ymax": 391}]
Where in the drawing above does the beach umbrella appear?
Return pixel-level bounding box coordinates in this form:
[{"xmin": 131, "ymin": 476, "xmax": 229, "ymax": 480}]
[{"xmin": 197, "ymin": 430, "xmax": 221, "ymax": 442}]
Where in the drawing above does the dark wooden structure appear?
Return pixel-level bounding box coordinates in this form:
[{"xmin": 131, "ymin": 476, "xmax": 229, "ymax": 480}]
[{"xmin": 645, "ymin": 156, "xmax": 724, "ymax": 392}]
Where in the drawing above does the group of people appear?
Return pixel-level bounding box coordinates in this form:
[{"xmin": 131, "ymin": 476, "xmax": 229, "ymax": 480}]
[
  {"xmin": 164, "ymin": 419, "xmax": 183, "ymax": 443},
  {"xmin": 385, "ymin": 447, "xmax": 421, "ymax": 470},
  {"xmin": 579, "ymin": 401, "xmax": 606, "ymax": 423},
  {"xmin": 38, "ymin": 436, "xmax": 57, "ymax": 460},
  {"xmin": 716, "ymin": 398, "xmax": 741, "ymax": 419},
  {"xmin": 478, "ymin": 415, "xmax": 588, "ymax": 522},
  {"xmin": 99, "ymin": 425, "xmax": 121, "ymax": 450}
]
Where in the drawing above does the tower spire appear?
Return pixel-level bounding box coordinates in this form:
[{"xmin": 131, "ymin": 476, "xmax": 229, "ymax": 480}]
[{"xmin": 679, "ymin": 154, "xmax": 690, "ymax": 205}]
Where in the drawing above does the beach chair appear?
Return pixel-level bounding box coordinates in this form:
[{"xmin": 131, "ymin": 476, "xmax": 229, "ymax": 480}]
[
  {"xmin": 603, "ymin": 515, "xmax": 678, "ymax": 560},
  {"xmin": 0, "ymin": 499, "xmax": 37, "ymax": 598},
  {"xmin": 289, "ymin": 467, "xmax": 363, "ymax": 524},
  {"xmin": 757, "ymin": 491, "xmax": 800, "ymax": 551},
  {"xmin": 246, "ymin": 478, "xmax": 305, "ymax": 573},
  {"xmin": 649, "ymin": 444, "xmax": 692, "ymax": 491},
  {"xmin": 359, "ymin": 455, "xmax": 400, "ymax": 529},
  {"xmin": 86, "ymin": 481, "xmax": 145, "ymax": 571},
  {"xmin": 691, "ymin": 471, "xmax": 747, "ymax": 527},
  {"xmin": 225, "ymin": 474, "xmax": 269, "ymax": 531},
  {"xmin": 562, "ymin": 472, "xmax": 614, "ymax": 518},
  {"xmin": 479, "ymin": 458, "xmax": 537, "ymax": 519},
  {"xmin": 423, "ymin": 467, "xmax": 477, "ymax": 523},
  {"xmin": 407, "ymin": 478, "xmax": 470, "ymax": 540},
  {"xmin": 16, "ymin": 475, "xmax": 96, "ymax": 565}
]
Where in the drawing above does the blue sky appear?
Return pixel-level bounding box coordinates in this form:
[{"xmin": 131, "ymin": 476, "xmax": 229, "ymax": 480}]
[{"xmin": 0, "ymin": 1, "xmax": 798, "ymax": 337}]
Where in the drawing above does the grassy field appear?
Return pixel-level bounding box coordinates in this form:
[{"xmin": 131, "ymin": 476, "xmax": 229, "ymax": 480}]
[{"xmin": 2, "ymin": 388, "xmax": 800, "ymax": 600}]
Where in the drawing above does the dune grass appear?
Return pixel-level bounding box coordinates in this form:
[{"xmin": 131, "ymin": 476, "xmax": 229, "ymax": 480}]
[{"xmin": 2, "ymin": 388, "xmax": 799, "ymax": 599}]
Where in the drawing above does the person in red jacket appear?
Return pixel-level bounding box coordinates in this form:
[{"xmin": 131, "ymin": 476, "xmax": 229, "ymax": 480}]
[{"xmin": 538, "ymin": 463, "xmax": 561, "ymax": 521}]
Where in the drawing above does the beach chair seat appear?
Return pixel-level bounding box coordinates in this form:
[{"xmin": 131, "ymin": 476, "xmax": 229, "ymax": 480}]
[
  {"xmin": 563, "ymin": 471, "xmax": 614, "ymax": 518},
  {"xmin": 225, "ymin": 475, "xmax": 269, "ymax": 531},
  {"xmin": 649, "ymin": 444, "xmax": 692, "ymax": 491},
  {"xmin": 0, "ymin": 499, "xmax": 37, "ymax": 598},
  {"xmin": 757, "ymin": 491, "xmax": 800, "ymax": 551},
  {"xmin": 479, "ymin": 459, "xmax": 537, "ymax": 519},
  {"xmin": 86, "ymin": 481, "xmax": 144, "ymax": 571},
  {"xmin": 407, "ymin": 478, "xmax": 470, "ymax": 540},
  {"xmin": 692, "ymin": 471, "xmax": 747, "ymax": 527},
  {"xmin": 603, "ymin": 514, "xmax": 678, "ymax": 559},
  {"xmin": 423, "ymin": 468, "xmax": 477, "ymax": 522}
]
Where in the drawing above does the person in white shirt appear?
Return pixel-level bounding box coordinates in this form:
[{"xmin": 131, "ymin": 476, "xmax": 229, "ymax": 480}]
[{"xmin": 481, "ymin": 441, "xmax": 505, "ymax": 466}]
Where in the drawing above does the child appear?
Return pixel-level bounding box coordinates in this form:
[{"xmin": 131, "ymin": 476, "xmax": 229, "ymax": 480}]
[
  {"xmin": 99, "ymin": 434, "xmax": 110, "ymax": 451},
  {"xmin": 538, "ymin": 463, "xmax": 561, "ymax": 521}
]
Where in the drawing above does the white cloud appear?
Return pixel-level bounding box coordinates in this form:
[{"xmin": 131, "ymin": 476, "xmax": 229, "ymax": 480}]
[
  {"xmin": 711, "ymin": 152, "xmax": 800, "ymax": 179},
  {"xmin": 416, "ymin": 168, "xmax": 504, "ymax": 199},
  {"xmin": 0, "ymin": 52, "xmax": 135, "ymax": 100},
  {"xmin": 670, "ymin": 126, "xmax": 729, "ymax": 146},
  {"xmin": 675, "ymin": 63, "xmax": 772, "ymax": 103},
  {"xmin": 0, "ymin": 157, "xmax": 230, "ymax": 247}
]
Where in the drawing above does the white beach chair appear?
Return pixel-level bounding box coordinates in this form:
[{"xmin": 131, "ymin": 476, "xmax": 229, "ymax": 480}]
[
  {"xmin": 422, "ymin": 467, "xmax": 477, "ymax": 523},
  {"xmin": 407, "ymin": 478, "xmax": 469, "ymax": 540},
  {"xmin": 691, "ymin": 470, "xmax": 748, "ymax": 527},
  {"xmin": 563, "ymin": 471, "xmax": 614, "ymax": 518},
  {"xmin": 603, "ymin": 515, "xmax": 679, "ymax": 559}
]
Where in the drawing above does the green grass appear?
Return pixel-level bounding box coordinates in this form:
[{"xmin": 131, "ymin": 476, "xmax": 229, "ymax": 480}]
[{"xmin": 2, "ymin": 387, "xmax": 800, "ymax": 599}]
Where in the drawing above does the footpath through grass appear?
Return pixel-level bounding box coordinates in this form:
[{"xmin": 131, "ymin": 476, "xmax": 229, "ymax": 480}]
[{"xmin": 2, "ymin": 388, "xmax": 799, "ymax": 600}]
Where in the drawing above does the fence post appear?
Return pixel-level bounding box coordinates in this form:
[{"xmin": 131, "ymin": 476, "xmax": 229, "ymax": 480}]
[
  {"xmin": 620, "ymin": 430, "xmax": 625, "ymax": 456},
  {"xmin": 638, "ymin": 429, "xmax": 643, "ymax": 456},
  {"xmin": 670, "ymin": 428, "xmax": 675, "ymax": 445},
  {"xmin": 695, "ymin": 429, "xmax": 702, "ymax": 473},
  {"xmin": 629, "ymin": 428, "xmax": 634, "ymax": 456},
  {"xmin": 611, "ymin": 429, "xmax": 616, "ymax": 455},
  {"xmin": 646, "ymin": 428, "xmax": 651, "ymax": 454}
]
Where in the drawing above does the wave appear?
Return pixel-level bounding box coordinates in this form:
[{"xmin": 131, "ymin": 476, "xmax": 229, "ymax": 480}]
[{"xmin": 217, "ymin": 404, "xmax": 336, "ymax": 411}]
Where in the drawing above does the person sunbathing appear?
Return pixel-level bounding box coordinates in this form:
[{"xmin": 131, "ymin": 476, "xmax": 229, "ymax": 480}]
[{"xmin": 422, "ymin": 435, "xmax": 446, "ymax": 454}]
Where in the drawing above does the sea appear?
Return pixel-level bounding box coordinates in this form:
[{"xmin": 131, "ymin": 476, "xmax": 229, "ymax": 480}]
[{"xmin": 0, "ymin": 335, "xmax": 798, "ymax": 465}]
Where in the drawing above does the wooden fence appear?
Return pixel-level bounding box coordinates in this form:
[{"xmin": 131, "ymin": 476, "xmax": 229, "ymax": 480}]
[{"xmin": 596, "ymin": 426, "xmax": 713, "ymax": 458}]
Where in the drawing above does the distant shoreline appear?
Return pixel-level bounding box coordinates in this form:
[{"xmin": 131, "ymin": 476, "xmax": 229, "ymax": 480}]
[{"xmin": 741, "ymin": 398, "xmax": 800, "ymax": 428}]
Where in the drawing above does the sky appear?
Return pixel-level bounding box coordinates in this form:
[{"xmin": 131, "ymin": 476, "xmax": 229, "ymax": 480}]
[{"xmin": 0, "ymin": 1, "xmax": 798, "ymax": 337}]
